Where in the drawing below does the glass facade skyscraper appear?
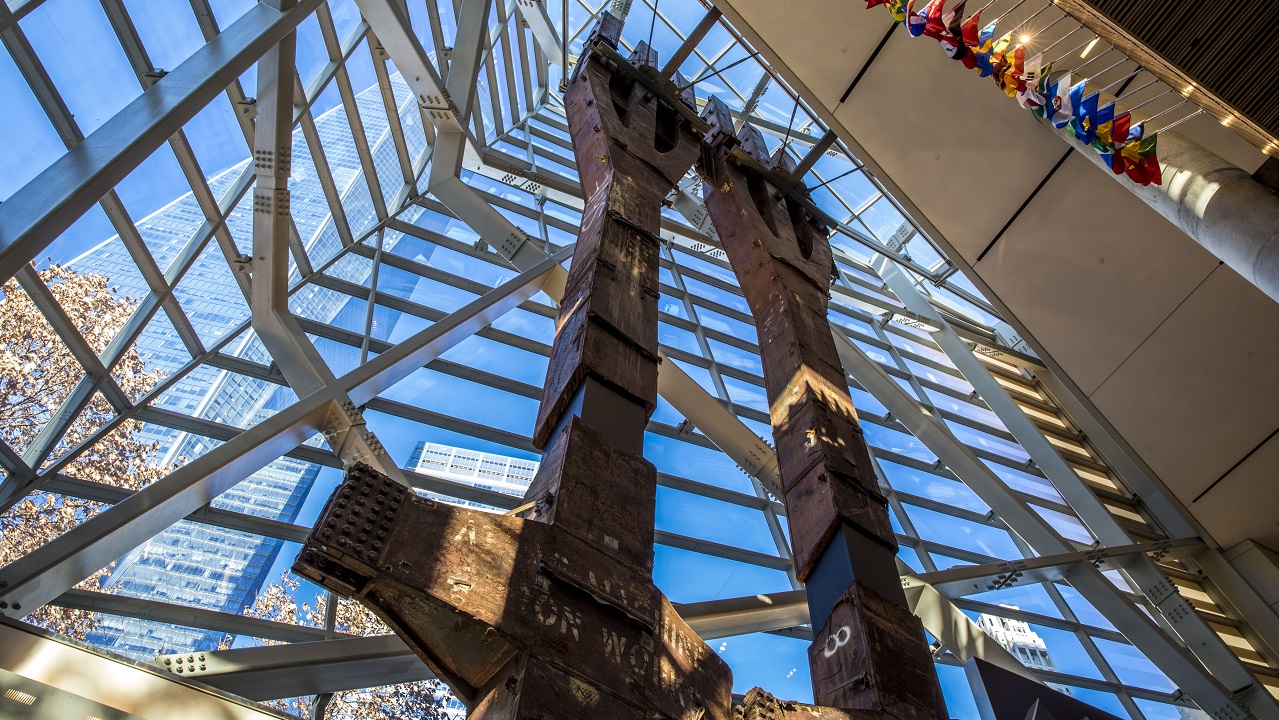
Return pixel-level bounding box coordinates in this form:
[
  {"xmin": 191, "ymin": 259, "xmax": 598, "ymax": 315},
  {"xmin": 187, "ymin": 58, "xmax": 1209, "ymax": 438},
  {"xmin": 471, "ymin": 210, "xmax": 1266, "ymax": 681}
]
[
  {"xmin": 407, "ymin": 441, "xmax": 538, "ymax": 512},
  {"xmin": 70, "ymin": 75, "xmax": 429, "ymax": 660}
]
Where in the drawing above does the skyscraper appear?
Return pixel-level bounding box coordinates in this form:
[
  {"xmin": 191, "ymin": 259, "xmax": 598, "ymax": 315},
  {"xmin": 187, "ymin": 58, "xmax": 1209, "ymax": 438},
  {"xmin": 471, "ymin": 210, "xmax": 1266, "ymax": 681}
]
[
  {"xmin": 977, "ymin": 609, "xmax": 1071, "ymax": 695},
  {"xmin": 72, "ymin": 75, "xmax": 429, "ymax": 660},
  {"xmin": 406, "ymin": 441, "xmax": 538, "ymax": 512}
]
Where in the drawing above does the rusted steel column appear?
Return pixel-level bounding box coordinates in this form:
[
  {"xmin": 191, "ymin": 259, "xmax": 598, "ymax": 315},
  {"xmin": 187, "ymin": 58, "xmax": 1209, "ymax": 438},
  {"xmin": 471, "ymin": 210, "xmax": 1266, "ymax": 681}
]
[
  {"xmin": 294, "ymin": 17, "xmax": 732, "ymax": 720},
  {"xmin": 698, "ymin": 98, "xmax": 946, "ymax": 720}
]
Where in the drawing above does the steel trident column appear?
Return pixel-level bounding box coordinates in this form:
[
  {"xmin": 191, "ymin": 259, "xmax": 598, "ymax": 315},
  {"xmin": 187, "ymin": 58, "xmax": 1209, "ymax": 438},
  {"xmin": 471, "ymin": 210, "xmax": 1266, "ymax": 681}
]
[
  {"xmin": 294, "ymin": 16, "xmax": 733, "ymax": 720},
  {"xmin": 698, "ymin": 97, "xmax": 947, "ymax": 720}
]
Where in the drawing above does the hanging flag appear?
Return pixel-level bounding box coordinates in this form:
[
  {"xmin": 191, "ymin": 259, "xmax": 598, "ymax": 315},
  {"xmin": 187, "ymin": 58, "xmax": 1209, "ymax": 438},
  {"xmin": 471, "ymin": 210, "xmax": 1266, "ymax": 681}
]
[
  {"xmin": 1044, "ymin": 72, "xmax": 1074, "ymax": 127},
  {"xmin": 866, "ymin": 0, "xmax": 908, "ymax": 20},
  {"xmin": 990, "ymin": 34, "xmax": 1015, "ymax": 91},
  {"xmin": 924, "ymin": 0, "xmax": 950, "ymax": 39},
  {"xmin": 1031, "ymin": 61, "xmax": 1054, "ymax": 117},
  {"xmin": 941, "ymin": 0, "xmax": 973, "ymax": 65},
  {"xmin": 1072, "ymin": 90, "xmax": 1100, "ymax": 143},
  {"xmin": 1017, "ymin": 53, "xmax": 1045, "ymax": 108},
  {"xmin": 906, "ymin": 0, "xmax": 927, "ymax": 36},
  {"xmin": 960, "ymin": 9, "xmax": 983, "ymax": 47},
  {"xmin": 1096, "ymin": 114, "xmax": 1129, "ymax": 171},
  {"xmin": 998, "ymin": 44, "xmax": 1025, "ymax": 98},
  {"xmin": 968, "ymin": 19, "xmax": 998, "ymax": 77},
  {"xmin": 1093, "ymin": 108, "xmax": 1127, "ymax": 152},
  {"xmin": 1086, "ymin": 101, "xmax": 1115, "ymax": 149},
  {"xmin": 1121, "ymin": 133, "xmax": 1162, "ymax": 185}
]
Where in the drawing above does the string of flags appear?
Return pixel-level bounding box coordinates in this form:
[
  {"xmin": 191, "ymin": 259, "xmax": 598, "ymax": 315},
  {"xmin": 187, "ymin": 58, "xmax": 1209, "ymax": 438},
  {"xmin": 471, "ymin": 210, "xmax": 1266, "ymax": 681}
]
[{"xmin": 865, "ymin": 0, "xmax": 1163, "ymax": 185}]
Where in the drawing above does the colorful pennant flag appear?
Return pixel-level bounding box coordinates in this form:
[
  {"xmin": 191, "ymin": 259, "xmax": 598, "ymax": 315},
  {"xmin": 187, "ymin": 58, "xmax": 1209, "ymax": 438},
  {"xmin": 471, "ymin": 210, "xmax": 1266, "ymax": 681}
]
[
  {"xmin": 1030, "ymin": 62, "xmax": 1053, "ymax": 117},
  {"xmin": 1017, "ymin": 53, "xmax": 1045, "ymax": 109},
  {"xmin": 923, "ymin": 0, "xmax": 950, "ymax": 39},
  {"xmin": 1043, "ymin": 72, "xmax": 1074, "ymax": 127},
  {"xmin": 1098, "ymin": 114, "xmax": 1134, "ymax": 172},
  {"xmin": 858, "ymin": 0, "xmax": 1162, "ymax": 187},
  {"xmin": 968, "ymin": 20, "xmax": 998, "ymax": 77},
  {"xmin": 941, "ymin": 0, "xmax": 973, "ymax": 66},
  {"xmin": 1072, "ymin": 90, "xmax": 1100, "ymax": 143},
  {"xmin": 906, "ymin": 0, "xmax": 929, "ymax": 36},
  {"xmin": 1121, "ymin": 132, "xmax": 1162, "ymax": 185},
  {"xmin": 1093, "ymin": 109, "xmax": 1128, "ymax": 152},
  {"xmin": 998, "ymin": 45, "xmax": 1026, "ymax": 99}
]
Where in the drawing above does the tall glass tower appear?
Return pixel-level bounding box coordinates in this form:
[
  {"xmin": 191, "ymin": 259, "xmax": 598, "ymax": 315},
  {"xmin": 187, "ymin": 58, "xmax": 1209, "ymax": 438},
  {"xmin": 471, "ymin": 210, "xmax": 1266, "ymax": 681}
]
[{"xmin": 71, "ymin": 76, "xmax": 428, "ymax": 659}]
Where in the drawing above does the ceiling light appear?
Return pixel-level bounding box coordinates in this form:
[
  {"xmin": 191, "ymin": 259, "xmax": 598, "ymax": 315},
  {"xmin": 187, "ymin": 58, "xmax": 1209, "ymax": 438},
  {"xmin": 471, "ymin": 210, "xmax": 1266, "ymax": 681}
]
[{"xmin": 3, "ymin": 689, "xmax": 36, "ymax": 705}]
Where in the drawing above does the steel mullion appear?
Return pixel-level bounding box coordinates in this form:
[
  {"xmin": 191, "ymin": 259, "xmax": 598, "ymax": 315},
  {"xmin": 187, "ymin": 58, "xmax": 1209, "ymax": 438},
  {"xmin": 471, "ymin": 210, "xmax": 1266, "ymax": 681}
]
[
  {"xmin": 423, "ymin": 0, "xmax": 448, "ymax": 73},
  {"xmin": 358, "ymin": 229, "xmax": 385, "ymax": 365},
  {"xmin": 298, "ymin": 19, "xmax": 371, "ymax": 116},
  {"xmin": 510, "ymin": 5, "xmax": 534, "ymax": 114},
  {"xmin": 313, "ymin": 4, "xmax": 389, "ymax": 221},
  {"xmin": 298, "ymin": 102, "xmax": 358, "ymax": 249},
  {"xmin": 493, "ymin": 1, "xmax": 521, "ymax": 126},
  {"xmin": 0, "ymin": 0, "xmax": 43, "ymax": 33},
  {"xmin": 531, "ymin": 31, "xmax": 548, "ymax": 101},
  {"xmin": 479, "ymin": 5, "xmax": 506, "ymax": 138},
  {"xmin": 664, "ymin": 244, "xmax": 800, "ymax": 589},
  {"xmin": 12, "ymin": 267, "xmax": 132, "ymax": 413},
  {"xmin": 367, "ymin": 34, "xmax": 419, "ymax": 191}
]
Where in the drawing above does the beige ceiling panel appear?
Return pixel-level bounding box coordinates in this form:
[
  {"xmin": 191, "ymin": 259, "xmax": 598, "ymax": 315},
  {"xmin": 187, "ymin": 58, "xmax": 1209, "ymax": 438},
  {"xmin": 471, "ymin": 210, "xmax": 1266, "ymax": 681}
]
[
  {"xmin": 718, "ymin": 0, "xmax": 894, "ymax": 108},
  {"xmin": 974, "ymin": 153, "xmax": 1220, "ymax": 395},
  {"xmin": 1089, "ymin": 265, "xmax": 1279, "ymax": 508},
  {"xmin": 1189, "ymin": 433, "xmax": 1279, "ymax": 549},
  {"xmin": 830, "ymin": 30, "xmax": 1069, "ymax": 262}
]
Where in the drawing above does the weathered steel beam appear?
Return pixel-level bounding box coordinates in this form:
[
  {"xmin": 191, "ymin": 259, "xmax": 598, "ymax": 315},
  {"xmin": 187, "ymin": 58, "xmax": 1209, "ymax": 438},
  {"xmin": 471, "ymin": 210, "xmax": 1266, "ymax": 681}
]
[
  {"xmin": 293, "ymin": 17, "xmax": 732, "ymax": 719},
  {"xmin": 698, "ymin": 99, "xmax": 946, "ymax": 718}
]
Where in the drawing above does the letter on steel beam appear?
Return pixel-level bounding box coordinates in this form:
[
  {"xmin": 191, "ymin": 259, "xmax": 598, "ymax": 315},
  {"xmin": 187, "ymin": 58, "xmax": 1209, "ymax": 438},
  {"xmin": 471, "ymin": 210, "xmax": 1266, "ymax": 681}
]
[{"xmin": 698, "ymin": 97, "xmax": 946, "ymax": 718}]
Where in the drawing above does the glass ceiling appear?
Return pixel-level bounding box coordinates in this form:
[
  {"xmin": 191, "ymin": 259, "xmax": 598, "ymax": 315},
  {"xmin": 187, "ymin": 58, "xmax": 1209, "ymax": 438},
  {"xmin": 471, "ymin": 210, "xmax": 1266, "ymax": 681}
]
[{"xmin": 0, "ymin": 0, "xmax": 1275, "ymax": 718}]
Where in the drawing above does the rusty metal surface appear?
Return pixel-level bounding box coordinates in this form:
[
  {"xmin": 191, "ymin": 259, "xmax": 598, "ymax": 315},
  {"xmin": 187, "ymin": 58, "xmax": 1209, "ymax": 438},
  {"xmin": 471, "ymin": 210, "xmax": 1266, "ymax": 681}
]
[
  {"xmin": 698, "ymin": 97, "xmax": 945, "ymax": 719},
  {"xmin": 532, "ymin": 17, "xmax": 701, "ymax": 449},
  {"xmin": 295, "ymin": 438, "xmax": 731, "ymax": 718},
  {"xmin": 697, "ymin": 96, "xmax": 891, "ymax": 580},
  {"xmin": 737, "ymin": 687, "xmax": 853, "ymax": 720},
  {"xmin": 809, "ymin": 584, "xmax": 947, "ymax": 719},
  {"xmin": 294, "ymin": 18, "xmax": 735, "ymax": 719}
]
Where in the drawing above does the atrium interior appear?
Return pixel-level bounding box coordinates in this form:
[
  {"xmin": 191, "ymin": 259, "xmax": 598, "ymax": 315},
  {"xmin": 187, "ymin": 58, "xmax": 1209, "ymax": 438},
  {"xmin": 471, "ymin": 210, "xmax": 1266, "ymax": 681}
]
[{"xmin": 1, "ymin": 0, "xmax": 1278, "ymax": 719}]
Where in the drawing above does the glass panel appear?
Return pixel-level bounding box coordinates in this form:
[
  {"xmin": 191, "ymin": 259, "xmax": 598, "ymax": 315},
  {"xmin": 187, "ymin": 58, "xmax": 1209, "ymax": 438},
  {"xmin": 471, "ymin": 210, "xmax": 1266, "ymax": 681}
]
[{"xmin": 1093, "ymin": 638, "xmax": 1177, "ymax": 692}]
